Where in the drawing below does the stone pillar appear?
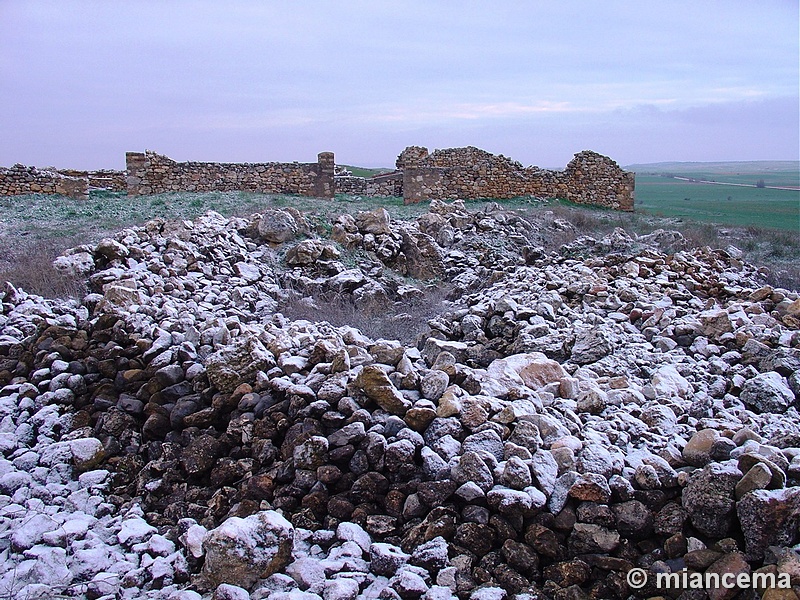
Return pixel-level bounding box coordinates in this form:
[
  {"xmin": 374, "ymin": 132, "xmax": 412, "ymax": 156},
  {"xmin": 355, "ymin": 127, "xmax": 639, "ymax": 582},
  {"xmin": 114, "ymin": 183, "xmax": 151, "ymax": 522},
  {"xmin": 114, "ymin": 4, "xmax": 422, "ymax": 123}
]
[
  {"xmin": 315, "ymin": 152, "xmax": 335, "ymax": 198},
  {"xmin": 619, "ymin": 172, "xmax": 636, "ymax": 211},
  {"xmin": 125, "ymin": 152, "xmax": 147, "ymax": 196}
]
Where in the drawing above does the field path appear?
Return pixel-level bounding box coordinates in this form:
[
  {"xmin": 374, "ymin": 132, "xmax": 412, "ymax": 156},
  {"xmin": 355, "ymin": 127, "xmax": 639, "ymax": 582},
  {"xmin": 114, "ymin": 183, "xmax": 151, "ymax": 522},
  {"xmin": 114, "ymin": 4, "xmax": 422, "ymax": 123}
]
[{"xmin": 672, "ymin": 176, "xmax": 800, "ymax": 191}]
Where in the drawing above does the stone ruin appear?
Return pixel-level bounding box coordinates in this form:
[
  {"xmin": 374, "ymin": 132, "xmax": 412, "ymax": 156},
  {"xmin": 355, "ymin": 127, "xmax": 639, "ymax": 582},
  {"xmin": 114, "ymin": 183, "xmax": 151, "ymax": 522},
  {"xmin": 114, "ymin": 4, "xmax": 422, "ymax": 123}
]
[
  {"xmin": 1, "ymin": 145, "xmax": 635, "ymax": 211},
  {"xmin": 125, "ymin": 151, "xmax": 335, "ymax": 199},
  {"xmin": 394, "ymin": 146, "xmax": 635, "ymax": 210},
  {"xmin": 0, "ymin": 164, "xmax": 128, "ymax": 200}
]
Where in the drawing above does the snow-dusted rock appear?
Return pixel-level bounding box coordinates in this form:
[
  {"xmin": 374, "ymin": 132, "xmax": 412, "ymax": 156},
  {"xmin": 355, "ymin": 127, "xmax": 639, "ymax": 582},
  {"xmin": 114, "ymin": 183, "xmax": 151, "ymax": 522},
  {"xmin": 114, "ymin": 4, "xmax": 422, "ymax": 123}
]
[{"xmin": 203, "ymin": 510, "xmax": 294, "ymax": 589}]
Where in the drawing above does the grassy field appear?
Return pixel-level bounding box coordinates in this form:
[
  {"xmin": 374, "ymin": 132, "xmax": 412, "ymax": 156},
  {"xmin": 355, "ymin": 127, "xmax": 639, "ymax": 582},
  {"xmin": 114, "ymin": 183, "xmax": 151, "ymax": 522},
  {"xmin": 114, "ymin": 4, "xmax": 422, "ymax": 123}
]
[
  {"xmin": 1, "ymin": 164, "xmax": 798, "ymax": 298},
  {"xmin": 340, "ymin": 165, "xmax": 393, "ymax": 178},
  {"xmin": 634, "ymin": 175, "xmax": 800, "ymax": 231},
  {"xmin": 630, "ymin": 161, "xmax": 799, "ymax": 231},
  {"xmin": 628, "ymin": 161, "xmax": 799, "ymax": 188}
]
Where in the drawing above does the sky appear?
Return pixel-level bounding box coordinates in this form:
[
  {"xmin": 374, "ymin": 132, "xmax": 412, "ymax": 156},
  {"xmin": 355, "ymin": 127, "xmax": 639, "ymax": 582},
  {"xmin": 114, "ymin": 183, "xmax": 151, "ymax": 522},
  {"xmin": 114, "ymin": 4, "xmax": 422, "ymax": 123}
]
[{"xmin": 1, "ymin": 1, "xmax": 798, "ymax": 170}]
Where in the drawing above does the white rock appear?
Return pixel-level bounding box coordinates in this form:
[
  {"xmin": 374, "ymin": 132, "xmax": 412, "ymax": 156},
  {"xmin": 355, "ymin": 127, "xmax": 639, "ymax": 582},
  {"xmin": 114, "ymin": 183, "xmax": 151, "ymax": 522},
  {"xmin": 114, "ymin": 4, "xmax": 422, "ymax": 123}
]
[
  {"xmin": 181, "ymin": 523, "xmax": 209, "ymax": 559},
  {"xmin": 117, "ymin": 516, "xmax": 157, "ymax": 546},
  {"xmin": 336, "ymin": 521, "xmax": 371, "ymax": 553}
]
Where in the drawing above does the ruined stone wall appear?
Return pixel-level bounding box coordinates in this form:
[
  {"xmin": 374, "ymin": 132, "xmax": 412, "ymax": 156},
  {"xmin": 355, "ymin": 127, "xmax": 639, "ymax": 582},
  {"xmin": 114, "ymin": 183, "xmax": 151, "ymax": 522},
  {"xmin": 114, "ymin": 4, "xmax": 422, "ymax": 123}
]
[
  {"xmin": 126, "ymin": 151, "xmax": 335, "ymax": 198},
  {"xmin": 59, "ymin": 169, "xmax": 126, "ymax": 191},
  {"xmin": 399, "ymin": 146, "xmax": 634, "ymax": 210},
  {"xmin": 0, "ymin": 164, "xmax": 89, "ymax": 199},
  {"xmin": 334, "ymin": 172, "xmax": 403, "ymax": 197},
  {"xmin": 563, "ymin": 150, "xmax": 635, "ymax": 211}
]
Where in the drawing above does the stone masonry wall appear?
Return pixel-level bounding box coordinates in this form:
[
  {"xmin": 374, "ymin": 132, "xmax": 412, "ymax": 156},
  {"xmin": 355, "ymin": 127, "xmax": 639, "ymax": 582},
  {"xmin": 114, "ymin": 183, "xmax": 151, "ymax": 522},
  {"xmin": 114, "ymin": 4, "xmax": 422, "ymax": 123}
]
[
  {"xmin": 400, "ymin": 146, "xmax": 634, "ymax": 210},
  {"xmin": 334, "ymin": 171, "xmax": 403, "ymax": 197},
  {"xmin": 563, "ymin": 150, "xmax": 635, "ymax": 211},
  {"xmin": 126, "ymin": 151, "xmax": 335, "ymax": 198},
  {"xmin": 0, "ymin": 164, "xmax": 89, "ymax": 200},
  {"xmin": 59, "ymin": 169, "xmax": 127, "ymax": 192}
]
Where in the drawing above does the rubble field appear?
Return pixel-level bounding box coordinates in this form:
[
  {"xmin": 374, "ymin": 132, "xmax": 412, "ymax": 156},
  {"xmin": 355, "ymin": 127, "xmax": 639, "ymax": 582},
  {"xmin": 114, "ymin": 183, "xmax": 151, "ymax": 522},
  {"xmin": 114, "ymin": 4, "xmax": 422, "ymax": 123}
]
[{"xmin": 0, "ymin": 199, "xmax": 798, "ymax": 600}]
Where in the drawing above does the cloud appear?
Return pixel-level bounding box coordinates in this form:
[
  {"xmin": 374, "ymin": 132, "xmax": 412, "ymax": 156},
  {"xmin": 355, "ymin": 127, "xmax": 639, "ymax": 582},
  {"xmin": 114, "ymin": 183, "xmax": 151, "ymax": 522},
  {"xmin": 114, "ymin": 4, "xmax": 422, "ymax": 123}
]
[{"xmin": 0, "ymin": 2, "xmax": 796, "ymax": 169}]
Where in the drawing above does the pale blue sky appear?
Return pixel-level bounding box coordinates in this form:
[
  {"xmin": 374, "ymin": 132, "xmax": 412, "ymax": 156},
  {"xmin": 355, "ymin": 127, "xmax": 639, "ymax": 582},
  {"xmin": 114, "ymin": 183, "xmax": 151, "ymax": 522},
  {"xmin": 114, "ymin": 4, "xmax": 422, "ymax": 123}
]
[{"xmin": 1, "ymin": 1, "xmax": 797, "ymax": 169}]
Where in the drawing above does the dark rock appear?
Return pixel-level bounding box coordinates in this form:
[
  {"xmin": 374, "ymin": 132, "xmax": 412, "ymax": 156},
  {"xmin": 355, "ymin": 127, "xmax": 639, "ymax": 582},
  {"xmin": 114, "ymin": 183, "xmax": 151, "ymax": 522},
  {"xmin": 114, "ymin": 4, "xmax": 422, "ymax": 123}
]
[
  {"xmin": 370, "ymin": 542, "xmax": 410, "ymax": 577},
  {"xmin": 181, "ymin": 434, "xmax": 222, "ymax": 476},
  {"xmin": 654, "ymin": 502, "xmax": 688, "ymax": 536},
  {"xmin": 410, "ymin": 536, "xmax": 449, "ymax": 573},
  {"xmin": 737, "ymin": 487, "xmax": 800, "ymax": 560},
  {"xmin": 682, "ymin": 462, "xmax": 741, "ymax": 538},
  {"xmin": 202, "ymin": 510, "xmax": 294, "ymax": 590},
  {"xmin": 568, "ymin": 473, "xmax": 611, "ymax": 503},
  {"xmin": 451, "ymin": 452, "xmax": 494, "ymax": 492},
  {"xmin": 542, "ymin": 559, "xmax": 591, "ymax": 587},
  {"xmin": 575, "ymin": 502, "xmax": 615, "ymax": 527},
  {"xmin": 567, "ymin": 523, "xmax": 620, "ymax": 554},
  {"xmin": 612, "ymin": 500, "xmax": 654, "ymax": 539},
  {"xmin": 349, "ymin": 472, "xmax": 389, "ymax": 504},
  {"xmin": 454, "ymin": 523, "xmax": 495, "ymax": 556},
  {"xmin": 524, "ymin": 524, "xmax": 564, "ymax": 560},
  {"xmin": 417, "ymin": 479, "xmax": 457, "ymax": 507},
  {"xmin": 740, "ymin": 371, "xmax": 795, "ymax": 413},
  {"xmin": 501, "ymin": 539, "xmax": 538, "ymax": 575},
  {"xmin": 684, "ymin": 549, "xmax": 723, "ymax": 570}
]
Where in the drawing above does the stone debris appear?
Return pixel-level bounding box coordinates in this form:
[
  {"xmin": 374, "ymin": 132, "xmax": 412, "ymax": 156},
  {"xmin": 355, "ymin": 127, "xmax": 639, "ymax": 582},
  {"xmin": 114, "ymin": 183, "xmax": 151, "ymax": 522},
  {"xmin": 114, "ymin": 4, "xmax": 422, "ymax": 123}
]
[{"xmin": 0, "ymin": 200, "xmax": 798, "ymax": 599}]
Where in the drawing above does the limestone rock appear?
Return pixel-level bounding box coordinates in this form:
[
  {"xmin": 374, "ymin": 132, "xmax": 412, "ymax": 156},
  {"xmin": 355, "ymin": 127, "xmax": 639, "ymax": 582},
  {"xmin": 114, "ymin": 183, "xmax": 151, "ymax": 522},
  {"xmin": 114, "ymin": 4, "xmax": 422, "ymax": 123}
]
[
  {"xmin": 355, "ymin": 365, "xmax": 412, "ymax": 415},
  {"xmin": 202, "ymin": 511, "xmax": 294, "ymax": 590},
  {"xmin": 740, "ymin": 371, "xmax": 795, "ymax": 413},
  {"xmin": 205, "ymin": 334, "xmax": 276, "ymax": 393},
  {"xmin": 257, "ymin": 209, "xmax": 298, "ymax": 243}
]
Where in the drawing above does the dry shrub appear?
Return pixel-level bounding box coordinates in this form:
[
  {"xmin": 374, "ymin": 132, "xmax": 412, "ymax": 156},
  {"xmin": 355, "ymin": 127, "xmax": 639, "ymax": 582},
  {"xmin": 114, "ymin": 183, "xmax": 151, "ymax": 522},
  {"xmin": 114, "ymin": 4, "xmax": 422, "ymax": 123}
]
[
  {"xmin": 278, "ymin": 283, "xmax": 453, "ymax": 344},
  {"xmin": 0, "ymin": 240, "xmax": 87, "ymax": 299}
]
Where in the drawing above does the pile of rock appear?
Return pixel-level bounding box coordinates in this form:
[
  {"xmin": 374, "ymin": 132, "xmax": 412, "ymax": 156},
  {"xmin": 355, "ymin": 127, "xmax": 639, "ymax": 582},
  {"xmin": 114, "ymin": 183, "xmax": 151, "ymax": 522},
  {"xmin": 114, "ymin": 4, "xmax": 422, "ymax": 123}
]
[{"xmin": 0, "ymin": 199, "xmax": 798, "ymax": 599}]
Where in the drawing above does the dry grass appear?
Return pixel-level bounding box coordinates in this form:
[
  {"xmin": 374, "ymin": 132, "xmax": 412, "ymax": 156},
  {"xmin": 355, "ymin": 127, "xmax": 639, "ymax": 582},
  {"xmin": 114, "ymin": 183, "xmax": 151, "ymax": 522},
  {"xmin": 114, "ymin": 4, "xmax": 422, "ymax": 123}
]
[
  {"xmin": 521, "ymin": 200, "xmax": 799, "ymax": 291},
  {"xmin": 277, "ymin": 283, "xmax": 454, "ymax": 344},
  {"xmin": 0, "ymin": 238, "xmax": 87, "ymax": 299}
]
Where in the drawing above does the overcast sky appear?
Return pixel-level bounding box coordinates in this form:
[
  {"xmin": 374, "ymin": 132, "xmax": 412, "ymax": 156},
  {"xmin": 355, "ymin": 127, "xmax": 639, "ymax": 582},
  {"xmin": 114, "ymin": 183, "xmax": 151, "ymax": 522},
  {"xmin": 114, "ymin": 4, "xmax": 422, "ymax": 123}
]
[{"xmin": 1, "ymin": 1, "xmax": 798, "ymax": 169}]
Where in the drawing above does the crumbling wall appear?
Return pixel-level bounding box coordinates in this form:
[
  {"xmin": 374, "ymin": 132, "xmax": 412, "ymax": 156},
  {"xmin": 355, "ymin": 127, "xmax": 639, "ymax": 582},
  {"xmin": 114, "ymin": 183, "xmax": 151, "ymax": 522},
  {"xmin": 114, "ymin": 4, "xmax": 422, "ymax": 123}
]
[
  {"xmin": 399, "ymin": 146, "xmax": 634, "ymax": 210},
  {"xmin": 563, "ymin": 150, "xmax": 635, "ymax": 211},
  {"xmin": 59, "ymin": 169, "xmax": 126, "ymax": 191},
  {"xmin": 125, "ymin": 151, "xmax": 335, "ymax": 198},
  {"xmin": 0, "ymin": 164, "xmax": 89, "ymax": 199},
  {"xmin": 334, "ymin": 171, "xmax": 403, "ymax": 197}
]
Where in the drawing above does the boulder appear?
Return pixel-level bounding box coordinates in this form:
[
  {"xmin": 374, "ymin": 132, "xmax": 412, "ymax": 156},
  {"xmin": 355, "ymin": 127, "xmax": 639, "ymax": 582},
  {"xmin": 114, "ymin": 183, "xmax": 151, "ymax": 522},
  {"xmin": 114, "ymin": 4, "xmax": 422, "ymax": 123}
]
[
  {"xmin": 648, "ymin": 364, "xmax": 693, "ymax": 399},
  {"xmin": 257, "ymin": 209, "xmax": 298, "ymax": 243},
  {"xmin": 53, "ymin": 251, "xmax": 95, "ymax": 276},
  {"xmin": 356, "ymin": 208, "xmax": 392, "ymax": 235},
  {"xmin": 202, "ymin": 511, "xmax": 294, "ymax": 590},
  {"xmin": 740, "ymin": 371, "xmax": 795, "ymax": 413},
  {"xmin": 205, "ymin": 334, "xmax": 276, "ymax": 393},
  {"xmin": 737, "ymin": 487, "xmax": 800, "ymax": 560},
  {"xmin": 399, "ymin": 228, "xmax": 444, "ymax": 280},
  {"xmin": 682, "ymin": 462, "xmax": 741, "ymax": 538},
  {"xmin": 355, "ymin": 365, "xmax": 412, "ymax": 415},
  {"xmin": 570, "ymin": 329, "xmax": 612, "ymax": 365}
]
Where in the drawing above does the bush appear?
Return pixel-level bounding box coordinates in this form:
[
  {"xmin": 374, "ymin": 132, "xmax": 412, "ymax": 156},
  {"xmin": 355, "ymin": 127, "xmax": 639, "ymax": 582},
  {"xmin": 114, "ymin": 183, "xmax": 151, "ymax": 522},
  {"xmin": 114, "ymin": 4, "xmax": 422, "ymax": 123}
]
[
  {"xmin": 277, "ymin": 283, "xmax": 453, "ymax": 344},
  {"xmin": 0, "ymin": 240, "xmax": 87, "ymax": 299}
]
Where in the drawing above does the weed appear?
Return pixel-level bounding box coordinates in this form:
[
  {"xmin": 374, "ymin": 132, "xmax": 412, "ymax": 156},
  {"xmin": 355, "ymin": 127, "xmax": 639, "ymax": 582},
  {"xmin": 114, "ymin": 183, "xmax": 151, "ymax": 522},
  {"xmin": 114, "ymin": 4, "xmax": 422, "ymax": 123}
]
[
  {"xmin": 277, "ymin": 280, "xmax": 453, "ymax": 344},
  {"xmin": 0, "ymin": 239, "xmax": 87, "ymax": 299}
]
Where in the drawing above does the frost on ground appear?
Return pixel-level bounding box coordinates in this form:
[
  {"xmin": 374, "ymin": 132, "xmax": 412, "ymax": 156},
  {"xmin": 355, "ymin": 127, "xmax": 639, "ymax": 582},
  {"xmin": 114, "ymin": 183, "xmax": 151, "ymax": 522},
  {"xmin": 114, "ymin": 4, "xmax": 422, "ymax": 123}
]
[{"xmin": 0, "ymin": 200, "xmax": 799, "ymax": 599}]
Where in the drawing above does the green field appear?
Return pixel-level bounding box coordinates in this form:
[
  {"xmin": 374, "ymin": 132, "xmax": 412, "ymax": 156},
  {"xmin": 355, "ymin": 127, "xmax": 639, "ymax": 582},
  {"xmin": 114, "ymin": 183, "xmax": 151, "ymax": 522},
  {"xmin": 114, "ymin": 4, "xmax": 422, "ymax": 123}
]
[
  {"xmin": 340, "ymin": 165, "xmax": 393, "ymax": 178},
  {"xmin": 630, "ymin": 162, "xmax": 799, "ymax": 231},
  {"xmin": 628, "ymin": 161, "xmax": 799, "ymax": 188}
]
